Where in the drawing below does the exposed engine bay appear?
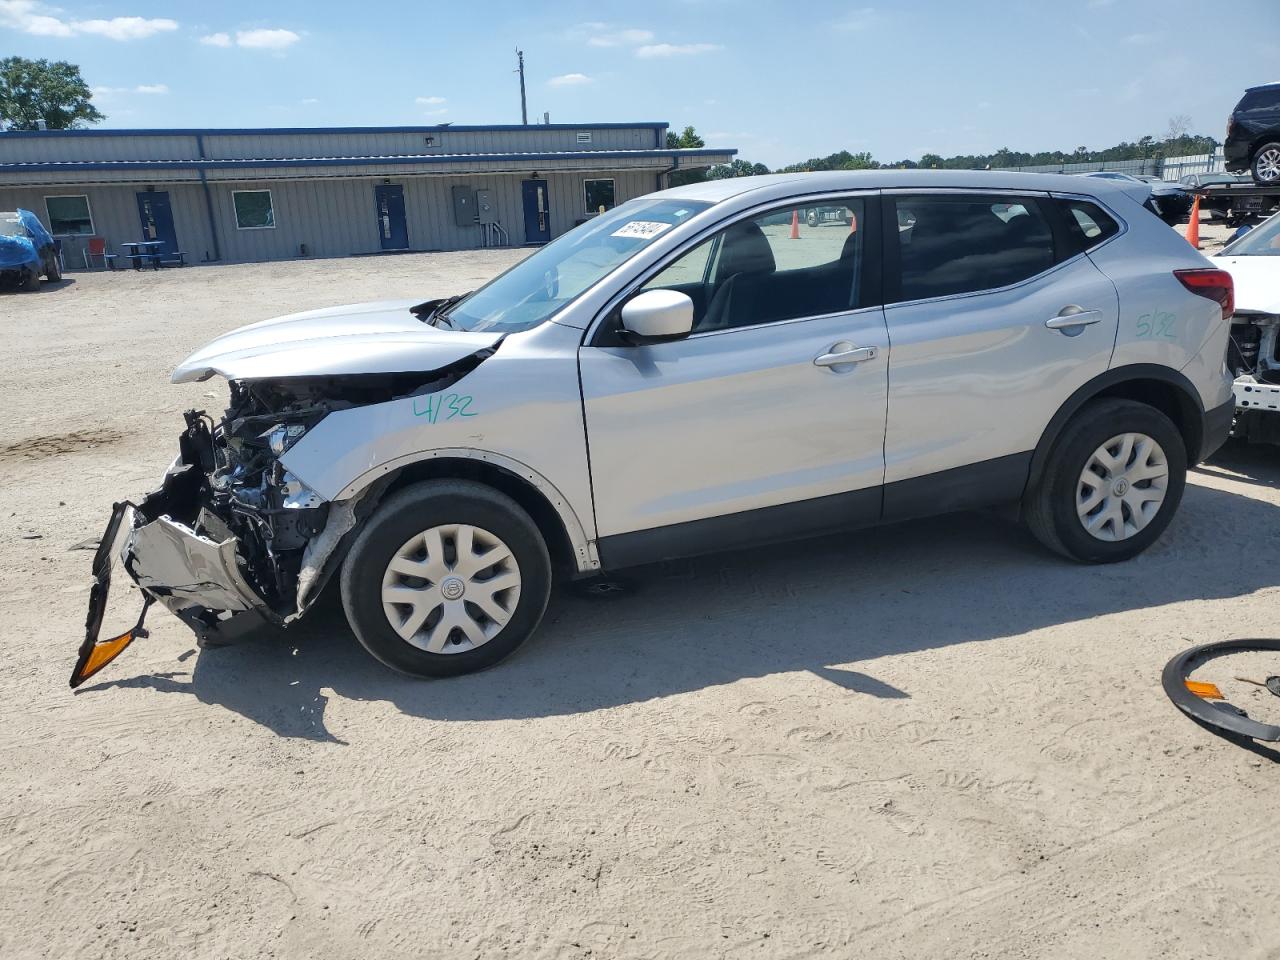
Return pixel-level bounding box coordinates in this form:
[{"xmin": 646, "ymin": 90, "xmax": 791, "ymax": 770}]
[{"xmin": 1228, "ymin": 312, "xmax": 1280, "ymax": 444}]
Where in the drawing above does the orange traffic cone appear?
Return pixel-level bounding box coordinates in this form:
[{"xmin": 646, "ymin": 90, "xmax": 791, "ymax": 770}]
[
  {"xmin": 1185, "ymin": 195, "xmax": 1201, "ymax": 249},
  {"xmin": 790, "ymin": 209, "xmax": 800, "ymax": 240}
]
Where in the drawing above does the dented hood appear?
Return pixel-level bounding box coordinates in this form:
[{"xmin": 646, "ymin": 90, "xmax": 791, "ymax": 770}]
[{"xmin": 172, "ymin": 299, "xmax": 503, "ymax": 383}]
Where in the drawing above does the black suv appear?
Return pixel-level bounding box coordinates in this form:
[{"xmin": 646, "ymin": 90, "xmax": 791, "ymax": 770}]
[{"xmin": 1226, "ymin": 83, "xmax": 1280, "ymax": 184}]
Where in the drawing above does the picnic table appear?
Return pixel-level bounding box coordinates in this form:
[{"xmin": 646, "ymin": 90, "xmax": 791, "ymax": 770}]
[{"xmin": 120, "ymin": 241, "xmax": 165, "ymax": 270}]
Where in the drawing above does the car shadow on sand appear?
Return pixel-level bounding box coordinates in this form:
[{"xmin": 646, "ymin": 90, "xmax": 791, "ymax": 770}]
[{"xmin": 82, "ymin": 444, "xmax": 1280, "ymax": 741}]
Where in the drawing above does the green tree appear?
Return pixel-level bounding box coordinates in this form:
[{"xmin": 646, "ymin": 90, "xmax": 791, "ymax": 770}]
[
  {"xmin": 665, "ymin": 125, "xmax": 706, "ymax": 149},
  {"xmin": 0, "ymin": 57, "xmax": 104, "ymax": 130},
  {"xmin": 707, "ymin": 158, "xmax": 771, "ymax": 179}
]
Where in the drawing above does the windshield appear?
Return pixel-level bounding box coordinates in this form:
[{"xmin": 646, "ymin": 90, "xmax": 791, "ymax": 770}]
[
  {"xmin": 442, "ymin": 198, "xmax": 710, "ymax": 332},
  {"xmin": 1221, "ymin": 213, "xmax": 1280, "ymax": 257},
  {"xmin": 0, "ymin": 214, "xmax": 25, "ymax": 238}
]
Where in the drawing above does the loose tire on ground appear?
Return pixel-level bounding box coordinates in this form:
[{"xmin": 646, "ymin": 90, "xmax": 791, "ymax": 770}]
[
  {"xmin": 340, "ymin": 479, "xmax": 552, "ymax": 678},
  {"xmin": 1023, "ymin": 398, "xmax": 1187, "ymax": 564}
]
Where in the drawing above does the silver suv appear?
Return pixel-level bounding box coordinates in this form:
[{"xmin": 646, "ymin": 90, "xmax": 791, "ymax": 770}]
[{"xmin": 74, "ymin": 171, "xmax": 1237, "ymax": 685}]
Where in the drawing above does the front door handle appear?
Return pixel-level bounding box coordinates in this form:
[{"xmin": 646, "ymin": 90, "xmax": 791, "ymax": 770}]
[
  {"xmin": 814, "ymin": 344, "xmax": 878, "ymax": 367},
  {"xmin": 1045, "ymin": 308, "xmax": 1104, "ymax": 331}
]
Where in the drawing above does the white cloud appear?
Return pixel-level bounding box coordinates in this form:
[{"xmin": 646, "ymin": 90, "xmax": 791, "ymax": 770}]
[
  {"xmin": 300, "ymin": 97, "xmax": 319, "ymax": 105},
  {"xmin": 199, "ymin": 31, "xmax": 231, "ymax": 47},
  {"xmin": 92, "ymin": 83, "xmax": 170, "ymax": 97},
  {"xmin": 0, "ymin": 1, "xmax": 177, "ymax": 40},
  {"xmin": 635, "ymin": 42, "xmax": 722, "ymax": 58},
  {"xmin": 833, "ymin": 7, "xmax": 878, "ymax": 31},
  {"xmin": 74, "ymin": 16, "xmax": 177, "ymax": 40},
  {"xmin": 1124, "ymin": 32, "xmax": 1159, "ymax": 44},
  {"xmin": 548, "ymin": 72, "xmax": 594, "ymax": 87},
  {"xmin": 588, "ymin": 26, "xmax": 653, "ymax": 47},
  {"xmin": 234, "ymin": 28, "xmax": 300, "ymax": 50},
  {"xmin": 423, "ymin": 107, "xmax": 448, "ymax": 117},
  {"xmin": 415, "ymin": 96, "xmax": 447, "ymax": 105}
]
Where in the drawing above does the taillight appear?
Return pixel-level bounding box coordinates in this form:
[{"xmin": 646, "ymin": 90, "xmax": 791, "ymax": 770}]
[{"xmin": 1175, "ymin": 268, "xmax": 1234, "ymax": 320}]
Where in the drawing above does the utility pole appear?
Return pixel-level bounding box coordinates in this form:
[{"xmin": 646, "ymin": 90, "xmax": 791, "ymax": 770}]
[{"xmin": 516, "ymin": 49, "xmax": 528, "ymax": 125}]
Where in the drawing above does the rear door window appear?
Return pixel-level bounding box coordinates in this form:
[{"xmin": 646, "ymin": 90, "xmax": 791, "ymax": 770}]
[{"xmin": 890, "ymin": 194, "xmax": 1055, "ymax": 301}]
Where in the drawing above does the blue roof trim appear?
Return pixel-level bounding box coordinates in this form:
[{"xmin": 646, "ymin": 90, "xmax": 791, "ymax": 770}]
[
  {"xmin": 0, "ymin": 148, "xmax": 736, "ymax": 174},
  {"xmin": 0, "ymin": 122, "xmax": 670, "ymax": 139}
]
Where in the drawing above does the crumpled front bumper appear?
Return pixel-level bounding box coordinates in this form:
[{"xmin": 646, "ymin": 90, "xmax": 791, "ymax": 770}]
[{"xmin": 73, "ymin": 467, "xmax": 277, "ymax": 686}]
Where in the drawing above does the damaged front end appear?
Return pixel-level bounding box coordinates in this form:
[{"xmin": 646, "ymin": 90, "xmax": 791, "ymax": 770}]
[
  {"xmin": 73, "ymin": 297, "xmax": 507, "ymax": 688},
  {"xmin": 1228, "ymin": 311, "xmax": 1280, "ymax": 444},
  {"xmin": 73, "ymin": 383, "xmax": 355, "ymax": 686}
]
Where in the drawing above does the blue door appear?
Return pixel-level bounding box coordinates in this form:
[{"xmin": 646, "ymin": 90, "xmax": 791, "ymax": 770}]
[
  {"xmin": 521, "ymin": 179, "xmax": 550, "ymax": 244},
  {"xmin": 136, "ymin": 191, "xmax": 178, "ymax": 256},
  {"xmin": 375, "ymin": 184, "xmax": 409, "ymax": 250}
]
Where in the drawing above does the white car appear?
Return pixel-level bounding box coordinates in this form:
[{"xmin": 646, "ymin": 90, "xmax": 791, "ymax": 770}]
[
  {"xmin": 73, "ymin": 171, "xmax": 1236, "ymax": 685},
  {"xmin": 1213, "ymin": 211, "xmax": 1280, "ymax": 443}
]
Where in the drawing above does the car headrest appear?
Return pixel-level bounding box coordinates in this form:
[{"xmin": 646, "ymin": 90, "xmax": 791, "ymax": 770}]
[{"xmin": 714, "ymin": 220, "xmax": 776, "ymax": 284}]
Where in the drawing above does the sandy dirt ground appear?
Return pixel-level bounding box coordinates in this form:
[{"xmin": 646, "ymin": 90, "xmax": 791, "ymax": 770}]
[{"xmin": 1, "ymin": 220, "xmax": 1278, "ymax": 960}]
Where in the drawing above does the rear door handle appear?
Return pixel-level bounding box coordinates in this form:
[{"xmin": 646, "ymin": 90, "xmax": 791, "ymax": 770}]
[
  {"xmin": 1046, "ymin": 309, "xmax": 1104, "ymax": 330},
  {"xmin": 814, "ymin": 345, "xmax": 877, "ymax": 367}
]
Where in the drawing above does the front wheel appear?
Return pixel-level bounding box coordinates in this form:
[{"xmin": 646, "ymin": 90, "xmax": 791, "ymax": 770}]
[
  {"xmin": 340, "ymin": 480, "xmax": 552, "ymax": 677},
  {"xmin": 1023, "ymin": 399, "xmax": 1187, "ymax": 563},
  {"xmin": 1252, "ymin": 142, "xmax": 1280, "ymax": 185},
  {"xmin": 19, "ymin": 266, "xmax": 41, "ymax": 291},
  {"xmin": 43, "ymin": 252, "xmax": 61, "ymax": 282}
]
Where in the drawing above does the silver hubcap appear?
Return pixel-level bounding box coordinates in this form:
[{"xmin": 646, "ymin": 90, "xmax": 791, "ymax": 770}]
[
  {"xmin": 1076, "ymin": 432, "xmax": 1169, "ymax": 542},
  {"xmin": 1256, "ymin": 148, "xmax": 1280, "ymax": 182},
  {"xmin": 380, "ymin": 524, "xmax": 521, "ymax": 654}
]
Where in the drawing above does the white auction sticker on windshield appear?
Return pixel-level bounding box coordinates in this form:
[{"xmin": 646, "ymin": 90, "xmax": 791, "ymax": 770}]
[{"xmin": 612, "ymin": 220, "xmax": 673, "ymax": 240}]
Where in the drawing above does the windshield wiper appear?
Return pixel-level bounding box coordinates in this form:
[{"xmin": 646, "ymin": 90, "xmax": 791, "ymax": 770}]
[{"xmin": 409, "ymin": 292, "xmax": 469, "ymax": 329}]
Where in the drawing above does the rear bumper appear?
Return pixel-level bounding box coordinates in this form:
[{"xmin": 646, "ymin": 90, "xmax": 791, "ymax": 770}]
[
  {"xmin": 1199, "ymin": 397, "xmax": 1235, "ymax": 461},
  {"xmin": 1223, "ymin": 136, "xmax": 1251, "ymax": 170}
]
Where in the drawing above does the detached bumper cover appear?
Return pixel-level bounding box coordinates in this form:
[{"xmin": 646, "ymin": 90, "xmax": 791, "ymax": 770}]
[{"xmin": 82, "ymin": 474, "xmax": 276, "ymax": 660}]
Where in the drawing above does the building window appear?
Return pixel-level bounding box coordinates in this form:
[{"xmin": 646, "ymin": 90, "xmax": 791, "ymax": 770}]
[
  {"xmin": 232, "ymin": 190, "xmax": 276, "ymax": 230},
  {"xmin": 45, "ymin": 195, "xmax": 94, "ymax": 236},
  {"xmin": 584, "ymin": 178, "xmax": 615, "ymax": 214}
]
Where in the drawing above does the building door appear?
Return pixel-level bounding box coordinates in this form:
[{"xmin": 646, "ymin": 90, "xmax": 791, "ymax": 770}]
[
  {"xmin": 136, "ymin": 191, "xmax": 178, "ymax": 255},
  {"xmin": 521, "ymin": 179, "xmax": 550, "ymax": 244},
  {"xmin": 374, "ymin": 184, "xmax": 409, "ymax": 250}
]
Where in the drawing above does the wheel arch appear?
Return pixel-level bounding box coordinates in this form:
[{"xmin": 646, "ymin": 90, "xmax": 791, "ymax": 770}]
[
  {"xmin": 336, "ymin": 450, "xmax": 599, "ymax": 576},
  {"xmin": 1026, "ymin": 364, "xmax": 1204, "ymax": 494}
]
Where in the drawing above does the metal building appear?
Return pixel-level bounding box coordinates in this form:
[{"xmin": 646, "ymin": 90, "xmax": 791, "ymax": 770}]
[{"xmin": 0, "ymin": 123, "xmax": 735, "ymax": 267}]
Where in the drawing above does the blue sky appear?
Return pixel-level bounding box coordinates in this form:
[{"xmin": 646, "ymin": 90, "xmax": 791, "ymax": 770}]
[{"xmin": 2, "ymin": 0, "xmax": 1277, "ymax": 168}]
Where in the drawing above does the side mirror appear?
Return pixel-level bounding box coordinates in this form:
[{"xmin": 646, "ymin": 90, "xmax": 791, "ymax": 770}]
[{"xmin": 619, "ymin": 289, "xmax": 694, "ymax": 343}]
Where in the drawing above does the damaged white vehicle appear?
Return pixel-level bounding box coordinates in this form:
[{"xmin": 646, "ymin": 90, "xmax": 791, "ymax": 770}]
[
  {"xmin": 74, "ymin": 171, "xmax": 1236, "ymax": 686},
  {"xmin": 1215, "ymin": 211, "xmax": 1280, "ymax": 443}
]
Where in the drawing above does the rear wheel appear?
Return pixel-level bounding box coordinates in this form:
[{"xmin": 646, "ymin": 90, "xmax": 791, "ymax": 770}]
[
  {"xmin": 43, "ymin": 252, "xmax": 61, "ymax": 282},
  {"xmin": 1252, "ymin": 142, "xmax": 1280, "ymax": 185},
  {"xmin": 1024, "ymin": 399, "xmax": 1187, "ymax": 563},
  {"xmin": 340, "ymin": 480, "xmax": 552, "ymax": 677}
]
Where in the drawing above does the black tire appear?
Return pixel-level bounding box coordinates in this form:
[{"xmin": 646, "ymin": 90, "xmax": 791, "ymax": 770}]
[
  {"xmin": 18, "ymin": 267, "xmax": 41, "ymax": 292},
  {"xmin": 1250, "ymin": 141, "xmax": 1280, "ymax": 185},
  {"xmin": 340, "ymin": 479, "xmax": 552, "ymax": 677},
  {"xmin": 806, "ymin": 210, "xmax": 819, "ymax": 227},
  {"xmin": 43, "ymin": 252, "xmax": 61, "ymax": 282},
  {"xmin": 1023, "ymin": 399, "xmax": 1187, "ymax": 564}
]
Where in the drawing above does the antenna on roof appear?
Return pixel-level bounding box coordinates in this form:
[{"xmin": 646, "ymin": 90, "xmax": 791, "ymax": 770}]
[{"xmin": 516, "ymin": 49, "xmax": 528, "ymax": 125}]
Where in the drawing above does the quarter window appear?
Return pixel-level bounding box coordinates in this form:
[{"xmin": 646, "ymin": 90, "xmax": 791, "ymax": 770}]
[
  {"xmin": 232, "ymin": 190, "xmax": 276, "ymax": 230},
  {"xmin": 892, "ymin": 195, "xmax": 1055, "ymax": 301},
  {"xmin": 1057, "ymin": 198, "xmax": 1120, "ymax": 255},
  {"xmin": 45, "ymin": 195, "xmax": 94, "ymax": 236},
  {"xmin": 643, "ymin": 197, "xmax": 867, "ymax": 333},
  {"xmin": 584, "ymin": 178, "xmax": 615, "ymax": 214}
]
